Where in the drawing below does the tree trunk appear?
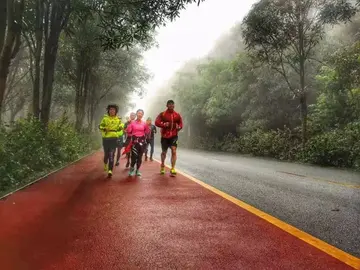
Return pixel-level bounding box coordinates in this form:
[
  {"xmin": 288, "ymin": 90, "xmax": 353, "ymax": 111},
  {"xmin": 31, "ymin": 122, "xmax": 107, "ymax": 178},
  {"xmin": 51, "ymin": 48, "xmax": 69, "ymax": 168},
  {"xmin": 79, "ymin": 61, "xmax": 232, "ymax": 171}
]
[
  {"xmin": 33, "ymin": 0, "xmax": 44, "ymax": 119},
  {"xmin": 87, "ymin": 90, "xmax": 96, "ymax": 132},
  {"xmin": 10, "ymin": 108, "xmax": 17, "ymax": 123},
  {"xmin": 300, "ymin": 92, "xmax": 307, "ymax": 146},
  {"xmin": 75, "ymin": 62, "xmax": 85, "ymax": 130},
  {"xmin": 297, "ymin": 3, "xmax": 307, "ymax": 148},
  {"xmin": 75, "ymin": 70, "xmax": 90, "ymax": 131},
  {"xmin": 299, "ymin": 54, "xmax": 307, "ymax": 147},
  {"xmin": 41, "ymin": 37, "xmax": 57, "ymax": 126},
  {"xmin": 40, "ymin": 0, "xmax": 70, "ymax": 127},
  {"xmin": 0, "ymin": 0, "xmax": 23, "ymax": 122},
  {"xmin": 0, "ymin": 0, "xmax": 7, "ymax": 51}
]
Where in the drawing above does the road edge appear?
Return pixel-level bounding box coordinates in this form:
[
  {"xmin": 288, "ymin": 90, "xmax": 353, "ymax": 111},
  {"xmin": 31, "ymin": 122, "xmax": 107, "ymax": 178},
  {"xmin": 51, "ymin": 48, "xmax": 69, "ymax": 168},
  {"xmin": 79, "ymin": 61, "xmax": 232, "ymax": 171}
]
[
  {"xmin": 0, "ymin": 150, "xmax": 99, "ymax": 200},
  {"xmin": 154, "ymin": 159, "xmax": 360, "ymax": 269}
]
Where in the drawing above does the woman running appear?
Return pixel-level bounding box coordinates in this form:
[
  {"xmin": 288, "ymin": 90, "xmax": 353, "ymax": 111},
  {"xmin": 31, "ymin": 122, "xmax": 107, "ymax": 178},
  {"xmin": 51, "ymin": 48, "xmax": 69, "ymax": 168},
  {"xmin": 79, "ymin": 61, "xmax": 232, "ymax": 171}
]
[
  {"xmin": 99, "ymin": 104, "xmax": 122, "ymax": 177},
  {"xmin": 123, "ymin": 112, "xmax": 136, "ymax": 168},
  {"xmin": 126, "ymin": 109, "xmax": 150, "ymax": 176}
]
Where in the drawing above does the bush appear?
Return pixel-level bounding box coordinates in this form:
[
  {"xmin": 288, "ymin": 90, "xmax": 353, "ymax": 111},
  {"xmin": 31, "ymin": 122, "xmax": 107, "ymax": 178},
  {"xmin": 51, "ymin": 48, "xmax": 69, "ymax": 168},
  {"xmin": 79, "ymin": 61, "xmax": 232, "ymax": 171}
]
[
  {"xmin": 0, "ymin": 117, "xmax": 100, "ymax": 196},
  {"xmin": 299, "ymin": 122, "xmax": 360, "ymax": 168},
  {"xmin": 192, "ymin": 123, "xmax": 359, "ymax": 170}
]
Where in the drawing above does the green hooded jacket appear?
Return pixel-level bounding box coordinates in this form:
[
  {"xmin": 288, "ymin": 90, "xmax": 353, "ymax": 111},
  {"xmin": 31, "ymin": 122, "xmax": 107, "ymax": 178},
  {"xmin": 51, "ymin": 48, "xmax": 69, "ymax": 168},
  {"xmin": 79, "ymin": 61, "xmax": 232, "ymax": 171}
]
[
  {"xmin": 117, "ymin": 118, "xmax": 125, "ymax": 137},
  {"xmin": 99, "ymin": 114, "xmax": 122, "ymax": 138}
]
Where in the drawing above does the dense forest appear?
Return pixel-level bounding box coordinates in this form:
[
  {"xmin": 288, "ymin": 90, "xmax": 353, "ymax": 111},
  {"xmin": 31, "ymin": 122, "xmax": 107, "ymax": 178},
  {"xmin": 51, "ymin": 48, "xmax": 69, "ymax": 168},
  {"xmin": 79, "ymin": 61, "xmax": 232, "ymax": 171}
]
[
  {"xmin": 0, "ymin": 0, "xmax": 206, "ymax": 195},
  {"xmin": 147, "ymin": 0, "xmax": 360, "ymax": 170}
]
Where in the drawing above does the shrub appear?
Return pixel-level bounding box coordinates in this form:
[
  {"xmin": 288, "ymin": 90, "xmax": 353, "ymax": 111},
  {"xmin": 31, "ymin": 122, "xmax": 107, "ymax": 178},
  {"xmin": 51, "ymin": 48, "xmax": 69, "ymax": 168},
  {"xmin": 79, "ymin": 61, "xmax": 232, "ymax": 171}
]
[
  {"xmin": 0, "ymin": 117, "xmax": 99, "ymax": 196},
  {"xmin": 299, "ymin": 122, "xmax": 360, "ymax": 168},
  {"xmin": 195, "ymin": 123, "xmax": 359, "ymax": 170}
]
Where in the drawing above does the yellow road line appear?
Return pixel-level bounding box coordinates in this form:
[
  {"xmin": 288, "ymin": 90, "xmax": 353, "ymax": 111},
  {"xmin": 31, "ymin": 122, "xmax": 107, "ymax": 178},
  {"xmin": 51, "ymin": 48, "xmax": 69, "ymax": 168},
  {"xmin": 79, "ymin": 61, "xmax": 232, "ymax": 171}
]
[
  {"xmin": 277, "ymin": 171, "xmax": 360, "ymax": 189},
  {"xmin": 154, "ymin": 160, "xmax": 360, "ymax": 269}
]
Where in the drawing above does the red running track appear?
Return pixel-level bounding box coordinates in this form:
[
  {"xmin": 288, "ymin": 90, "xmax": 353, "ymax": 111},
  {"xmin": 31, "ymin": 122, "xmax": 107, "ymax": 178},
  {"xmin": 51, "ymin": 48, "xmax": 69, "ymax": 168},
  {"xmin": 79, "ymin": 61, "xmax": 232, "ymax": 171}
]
[{"xmin": 0, "ymin": 152, "xmax": 355, "ymax": 269}]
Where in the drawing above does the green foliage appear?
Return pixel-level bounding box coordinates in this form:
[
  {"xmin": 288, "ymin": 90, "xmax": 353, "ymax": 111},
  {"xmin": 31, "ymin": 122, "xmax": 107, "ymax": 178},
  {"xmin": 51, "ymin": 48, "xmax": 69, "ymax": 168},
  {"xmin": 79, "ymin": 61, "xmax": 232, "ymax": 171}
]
[
  {"xmin": 311, "ymin": 42, "xmax": 360, "ymax": 131},
  {"xmin": 146, "ymin": 2, "xmax": 360, "ymax": 171},
  {"xmin": 320, "ymin": 0, "xmax": 359, "ymax": 24},
  {"xmin": 300, "ymin": 122, "xmax": 360, "ymax": 168},
  {"xmin": 192, "ymin": 123, "xmax": 359, "ymax": 169},
  {"xmin": 0, "ymin": 117, "xmax": 99, "ymax": 196},
  {"xmin": 94, "ymin": 0, "xmax": 205, "ymax": 50}
]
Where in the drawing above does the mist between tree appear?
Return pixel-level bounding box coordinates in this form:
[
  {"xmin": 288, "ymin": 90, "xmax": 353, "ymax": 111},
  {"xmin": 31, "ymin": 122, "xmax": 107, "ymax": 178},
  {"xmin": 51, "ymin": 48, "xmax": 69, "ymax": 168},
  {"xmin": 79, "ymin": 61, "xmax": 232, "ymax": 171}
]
[
  {"xmin": 0, "ymin": 0, "xmax": 206, "ymax": 195},
  {"xmin": 147, "ymin": 0, "xmax": 360, "ymax": 170}
]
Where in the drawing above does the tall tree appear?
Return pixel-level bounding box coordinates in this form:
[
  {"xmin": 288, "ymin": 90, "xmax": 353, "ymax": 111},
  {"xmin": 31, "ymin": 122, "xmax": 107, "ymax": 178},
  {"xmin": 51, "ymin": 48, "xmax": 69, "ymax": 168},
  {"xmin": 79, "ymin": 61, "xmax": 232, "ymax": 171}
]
[
  {"xmin": 242, "ymin": 0, "xmax": 348, "ymax": 145},
  {"xmin": 0, "ymin": 0, "xmax": 24, "ymax": 121},
  {"xmin": 21, "ymin": 0, "xmax": 206, "ymax": 126},
  {"xmin": 23, "ymin": 0, "xmax": 44, "ymax": 119}
]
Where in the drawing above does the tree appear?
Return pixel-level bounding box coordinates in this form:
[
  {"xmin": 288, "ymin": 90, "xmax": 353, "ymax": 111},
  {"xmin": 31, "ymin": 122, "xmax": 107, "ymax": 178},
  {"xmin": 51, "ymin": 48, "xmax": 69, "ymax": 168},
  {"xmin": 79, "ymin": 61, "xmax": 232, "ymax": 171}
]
[
  {"xmin": 311, "ymin": 42, "xmax": 360, "ymax": 130},
  {"xmin": 0, "ymin": 0, "xmax": 25, "ymax": 121},
  {"xmin": 17, "ymin": 0, "xmax": 206, "ymax": 126},
  {"xmin": 22, "ymin": 0, "xmax": 45, "ymax": 119},
  {"xmin": 85, "ymin": 48, "xmax": 149, "ymax": 130},
  {"xmin": 320, "ymin": 0, "xmax": 359, "ymax": 24},
  {"xmin": 242, "ymin": 0, "xmax": 347, "ymax": 145},
  {"xmin": 2, "ymin": 47, "xmax": 31, "ymax": 121},
  {"xmin": 96, "ymin": 0, "xmax": 205, "ymax": 50}
]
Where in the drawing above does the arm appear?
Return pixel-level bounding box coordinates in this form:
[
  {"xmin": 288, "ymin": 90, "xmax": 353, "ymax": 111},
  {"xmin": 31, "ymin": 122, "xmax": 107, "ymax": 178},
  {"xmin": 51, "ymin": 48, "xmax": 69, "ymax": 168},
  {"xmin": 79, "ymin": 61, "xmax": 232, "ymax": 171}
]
[
  {"xmin": 117, "ymin": 122, "xmax": 124, "ymax": 137},
  {"xmin": 99, "ymin": 117, "xmax": 107, "ymax": 131},
  {"xmin": 155, "ymin": 113, "xmax": 166, "ymax": 128},
  {"xmin": 118, "ymin": 122, "xmax": 124, "ymax": 131},
  {"xmin": 153, "ymin": 125, "xmax": 157, "ymax": 133},
  {"xmin": 177, "ymin": 114, "xmax": 183, "ymax": 130},
  {"xmin": 126, "ymin": 122, "xmax": 133, "ymax": 134}
]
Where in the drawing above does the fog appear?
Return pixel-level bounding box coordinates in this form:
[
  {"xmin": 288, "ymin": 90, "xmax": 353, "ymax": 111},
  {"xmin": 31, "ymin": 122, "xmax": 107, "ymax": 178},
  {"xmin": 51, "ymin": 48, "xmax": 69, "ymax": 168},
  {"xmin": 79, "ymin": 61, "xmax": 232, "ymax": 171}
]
[{"xmin": 127, "ymin": 0, "xmax": 257, "ymax": 116}]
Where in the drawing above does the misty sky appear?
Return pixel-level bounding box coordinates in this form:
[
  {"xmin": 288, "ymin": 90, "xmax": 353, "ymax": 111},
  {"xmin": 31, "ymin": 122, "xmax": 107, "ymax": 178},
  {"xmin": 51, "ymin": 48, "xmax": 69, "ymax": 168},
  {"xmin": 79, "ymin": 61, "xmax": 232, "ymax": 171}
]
[{"xmin": 128, "ymin": 0, "xmax": 257, "ymax": 115}]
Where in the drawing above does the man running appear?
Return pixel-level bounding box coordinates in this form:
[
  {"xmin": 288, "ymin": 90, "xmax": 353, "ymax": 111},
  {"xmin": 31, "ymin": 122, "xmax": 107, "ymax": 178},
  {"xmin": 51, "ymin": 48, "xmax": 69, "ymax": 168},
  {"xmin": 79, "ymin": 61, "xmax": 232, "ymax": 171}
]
[
  {"xmin": 115, "ymin": 116, "xmax": 125, "ymax": 166},
  {"xmin": 99, "ymin": 104, "xmax": 122, "ymax": 177},
  {"xmin": 145, "ymin": 117, "xmax": 157, "ymax": 161},
  {"xmin": 155, "ymin": 100, "xmax": 183, "ymax": 176},
  {"xmin": 123, "ymin": 112, "xmax": 136, "ymax": 168}
]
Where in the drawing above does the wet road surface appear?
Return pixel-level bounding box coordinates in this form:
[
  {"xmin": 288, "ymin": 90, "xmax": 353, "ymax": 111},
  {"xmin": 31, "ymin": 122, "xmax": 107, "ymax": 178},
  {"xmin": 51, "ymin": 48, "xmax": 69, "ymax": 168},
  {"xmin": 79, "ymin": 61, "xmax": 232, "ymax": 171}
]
[
  {"xmin": 167, "ymin": 148, "xmax": 360, "ymax": 258},
  {"xmin": 0, "ymin": 151, "xmax": 359, "ymax": 269}
]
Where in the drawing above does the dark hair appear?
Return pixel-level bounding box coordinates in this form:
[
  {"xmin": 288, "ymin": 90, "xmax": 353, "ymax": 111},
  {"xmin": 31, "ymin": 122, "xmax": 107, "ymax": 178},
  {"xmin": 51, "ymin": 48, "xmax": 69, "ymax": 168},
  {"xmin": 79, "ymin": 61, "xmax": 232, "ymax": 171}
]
[
  {"xmin": 136, "ymin": 109, "xmax": 144, "ymax": 114},
  {"xmin": 107, "ymin": 104, "xmax": 118, "ymax": 114},
  {"xmin": 166, "ymin": 100, "xmax": 174, "ymax": 105}
]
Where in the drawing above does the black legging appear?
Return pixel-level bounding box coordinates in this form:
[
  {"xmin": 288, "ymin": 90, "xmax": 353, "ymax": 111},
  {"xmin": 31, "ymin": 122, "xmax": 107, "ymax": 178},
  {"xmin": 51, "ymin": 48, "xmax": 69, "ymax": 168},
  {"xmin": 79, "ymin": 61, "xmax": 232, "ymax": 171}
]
[
  {"xmin": 116, "ymin": 136, "xmax": 124, "ymax": 163},
  {"xmin": 103, "ymin": 138, "xmax": 117, "ymax": 171},
  {"xmin": 124, "ymin": 136, "xmax": 132, "ymax": 165},
  {"xmin": 130, "ymin": 136, "xmax": 146, "ymax": 170},
  {"xmin": 145, "ymin": 138, "xmax": 155, "ymax": 158}
]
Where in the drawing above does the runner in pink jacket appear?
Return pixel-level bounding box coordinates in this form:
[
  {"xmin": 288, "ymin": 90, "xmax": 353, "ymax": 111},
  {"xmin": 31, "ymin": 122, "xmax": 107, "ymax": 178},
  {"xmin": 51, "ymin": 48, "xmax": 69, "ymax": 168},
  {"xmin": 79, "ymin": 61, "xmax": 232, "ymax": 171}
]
[{"xmin": 126, "ymin": 109, "xmax": 150, "ymax": 176}]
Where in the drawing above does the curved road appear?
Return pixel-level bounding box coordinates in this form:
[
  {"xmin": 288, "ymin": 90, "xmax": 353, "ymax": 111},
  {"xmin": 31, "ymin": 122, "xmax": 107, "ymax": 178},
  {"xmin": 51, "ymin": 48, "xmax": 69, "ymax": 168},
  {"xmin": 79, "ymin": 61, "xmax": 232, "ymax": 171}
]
[{"xmin": 161, "ymin": 148, "xmax": 360, "ymax": 257}]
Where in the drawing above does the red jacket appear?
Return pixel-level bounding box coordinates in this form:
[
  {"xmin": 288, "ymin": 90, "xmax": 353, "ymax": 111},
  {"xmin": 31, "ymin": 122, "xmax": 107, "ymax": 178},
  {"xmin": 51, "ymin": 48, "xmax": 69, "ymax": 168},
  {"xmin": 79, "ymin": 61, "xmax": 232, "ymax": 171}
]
[{"xmin": 155, "ymin": 110, "xmax": 183, "ymax": 138}]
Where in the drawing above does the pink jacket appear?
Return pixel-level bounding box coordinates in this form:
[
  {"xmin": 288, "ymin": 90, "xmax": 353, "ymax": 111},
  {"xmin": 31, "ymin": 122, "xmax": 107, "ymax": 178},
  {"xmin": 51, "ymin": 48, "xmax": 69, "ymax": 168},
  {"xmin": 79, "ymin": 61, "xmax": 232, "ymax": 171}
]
[{"xmin": 126, "ymin": 120, "xmax": 150, "ymax": 137}]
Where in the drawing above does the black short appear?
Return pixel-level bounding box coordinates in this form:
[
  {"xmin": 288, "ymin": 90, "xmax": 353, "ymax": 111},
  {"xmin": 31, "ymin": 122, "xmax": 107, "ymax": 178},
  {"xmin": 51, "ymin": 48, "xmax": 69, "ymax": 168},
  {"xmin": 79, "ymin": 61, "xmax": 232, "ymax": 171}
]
[
  {"xmin": 161, "ymin": 136, "xmax": 178, "ymax": 152},
  {"xmin": 102, "ymin": 138, "xmax": 118, "ymax": 151}
]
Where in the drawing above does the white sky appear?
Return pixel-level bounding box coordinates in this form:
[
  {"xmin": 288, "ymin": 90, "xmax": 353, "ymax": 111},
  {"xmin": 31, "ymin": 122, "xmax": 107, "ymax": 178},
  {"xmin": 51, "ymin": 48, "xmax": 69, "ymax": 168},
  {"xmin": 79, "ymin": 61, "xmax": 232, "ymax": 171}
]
[{"xmin": 127, "ymin": 0, "xmax": 257, "ymax": 115}]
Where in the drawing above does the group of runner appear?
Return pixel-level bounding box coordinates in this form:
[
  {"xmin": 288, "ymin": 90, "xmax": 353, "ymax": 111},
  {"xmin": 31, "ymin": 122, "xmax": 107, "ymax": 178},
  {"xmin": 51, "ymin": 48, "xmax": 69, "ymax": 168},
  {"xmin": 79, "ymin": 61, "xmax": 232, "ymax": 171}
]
[{"xmin": 99, "ymin": 100, "xmax": 183, "ymax": 178}]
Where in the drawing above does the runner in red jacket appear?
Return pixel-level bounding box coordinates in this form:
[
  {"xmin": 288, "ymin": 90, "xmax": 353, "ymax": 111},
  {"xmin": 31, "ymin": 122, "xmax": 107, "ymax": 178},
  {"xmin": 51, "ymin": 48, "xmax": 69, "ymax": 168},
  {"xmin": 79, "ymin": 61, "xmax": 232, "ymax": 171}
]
[{"xmin": 155, "ymin": 100, "xmax": 183, "ymax": 176}]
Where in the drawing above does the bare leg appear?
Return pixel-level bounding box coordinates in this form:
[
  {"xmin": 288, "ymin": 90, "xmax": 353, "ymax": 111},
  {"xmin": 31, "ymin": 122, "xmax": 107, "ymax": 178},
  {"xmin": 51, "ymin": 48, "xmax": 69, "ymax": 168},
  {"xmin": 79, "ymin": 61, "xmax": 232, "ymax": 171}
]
[
  {"xmin": 161, "ymin": 151, "xmax": 167, "ymax": 167},
  {"xmin": 170, "ymin": 146, "xmax": 177, "ymax": 169}
]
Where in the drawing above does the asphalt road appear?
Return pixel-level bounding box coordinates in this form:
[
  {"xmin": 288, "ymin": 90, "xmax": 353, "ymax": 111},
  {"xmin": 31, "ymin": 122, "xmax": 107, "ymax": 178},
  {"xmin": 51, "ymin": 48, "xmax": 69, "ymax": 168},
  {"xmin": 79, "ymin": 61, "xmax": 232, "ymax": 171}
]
[
  {"xmin": 156, "ymin": 147, "xmax": 360, "ymax": 257},
  {"xmin": 1, "ymin": 152, "xmax": 355, "ymax": 269}
]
